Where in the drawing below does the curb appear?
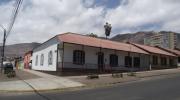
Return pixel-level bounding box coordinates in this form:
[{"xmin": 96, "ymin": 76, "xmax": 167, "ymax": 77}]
[{"xmin": 0, "ymin": 85, "xmax": 85, "ymax": 93}]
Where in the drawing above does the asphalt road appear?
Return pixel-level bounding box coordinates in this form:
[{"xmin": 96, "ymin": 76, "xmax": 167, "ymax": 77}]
[{"xmin": 1, "ymin": 74, "xmax": 180, "ymax": 100}]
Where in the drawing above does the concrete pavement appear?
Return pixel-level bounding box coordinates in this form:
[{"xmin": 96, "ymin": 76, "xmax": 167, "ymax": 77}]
[
  {"xmin": 67, "ymin": 68, "xmax": 180, "ymax": 87},
  {"xmin": 0, "ymin": 70, "xmax": 84, "ymax": 92}
]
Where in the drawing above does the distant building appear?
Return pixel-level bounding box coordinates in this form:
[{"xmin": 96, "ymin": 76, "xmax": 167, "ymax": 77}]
[
  {"xmin": 24, "ymin": 51, "xmax": 32, "ymax": 69},
  {"xmin": 144, "ymin": 31, "xmax": 177, "ymax": 49}
]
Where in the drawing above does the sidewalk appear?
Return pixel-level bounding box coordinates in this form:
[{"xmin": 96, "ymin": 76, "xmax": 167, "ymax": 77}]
[
  {"xmin": 0, "ymin": 68, "xmax": 180, "ymax": 92},
  {"xmin": 67, "ymin": 68, "xmax": 180, "ymax": 86},
  {"xmin": 0, "ymin": 69, "xmax": 84, "ymax": 92},
  {"xmin": 135, "ymin": 68, "xmax": 180, "ymax": 78}
]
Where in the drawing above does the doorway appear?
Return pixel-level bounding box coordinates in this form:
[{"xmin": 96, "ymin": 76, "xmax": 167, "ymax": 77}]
[{"xmin": 97, "ymin": 52, "xmax": 104, "ymax": 72}]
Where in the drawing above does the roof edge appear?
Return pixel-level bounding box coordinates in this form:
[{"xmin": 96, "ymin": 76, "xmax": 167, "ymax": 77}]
[
  {"xmin": 131, "ymin": 43, "xmax": 176, "ymax": 57},
  {"xmin": 156, "ymin": 47, "xmax": 180, "ymax": 56}
]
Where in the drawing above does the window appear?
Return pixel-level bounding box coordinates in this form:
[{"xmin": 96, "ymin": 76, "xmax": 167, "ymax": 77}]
[
  {"xmin": 35, "ymin": 55, "xmax": 38, "ymax": 66},
  {"xmin": 152, "ymin": 56, "xmax": 158, "ymax": 65},
  {"xmin": 48, "ymin": 51, "xmax": 53, "ymax": 65},
  {"xmin": 169, "ymin": 58, "xmax": 174, "ymax": 66},
  {"xmin": 73, "ymin": 50, "xmax": 85, "ymax": 65},
  {"xmin": 134, "ymin": 57, "xmax": 140, "ymax": 68},
  {"xmin": 125, "ymin": 56, "xmax": 132, "ymax": 67},
  {"xmin": 40, "ymin": 54, "xmax": 44, "ymax": 66},
  {"xmin": 161, "ymin": 57, "xmax": 167, "ymax": 66},
  {"xmin": 110, "ymin": 54, "xmax": 118, "ymax": 67}
]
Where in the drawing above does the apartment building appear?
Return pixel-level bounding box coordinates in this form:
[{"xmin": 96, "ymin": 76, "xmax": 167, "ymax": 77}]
[{"xmin": 144, "ymin": 31, "xmax": 177, "ymax": 49}]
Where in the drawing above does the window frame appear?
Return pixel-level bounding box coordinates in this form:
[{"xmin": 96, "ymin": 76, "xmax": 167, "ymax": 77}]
[
  {"xmin": 40, "ymin": 54, "xmax": 44, "ymax": 66},
  {"xmin": 48, "ymin": 51, "xmax": 53, "ymax": 65},
  {"xmin": 73, "ymin": 50, "xmax": 85, "ymax": 65},
  {"xmin": 35, "ymin": 55, "xmax": 38, "ymax": 66},
  {"xmin": 109, "ymin": 54, "xmax": 118, "ymax": 67}
]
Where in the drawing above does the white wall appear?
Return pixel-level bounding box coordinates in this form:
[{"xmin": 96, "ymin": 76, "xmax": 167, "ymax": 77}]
[
  {"xmin": 63, "ymin": 43, "xmax": 100, "ymax": 69},
  {"xmin": 32, "ymin": 37, "xmax": 59, "ymax": 71},
  {"xmin": 140, "ymin": 54, "xmax": 150, "ymax": 68},
  {"xmin": 62, "ymin": 43, "xmax": 150, "ymax": 70}
]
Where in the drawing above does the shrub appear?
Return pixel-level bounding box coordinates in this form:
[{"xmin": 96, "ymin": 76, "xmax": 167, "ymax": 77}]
[
  {"xmin": 128, "ymin": 72, "xmax": 136, "ymax": 76},
  {"xmin": 112, "ymin": 73, "xmax": 123, "ymax": 78},
  {"xmin": 87, "ymin": 74, "xmax": 99, "ymax": 79},
  {"xmin": 7, "ymin": 71, "xmax": 16, "ymax": 78}
]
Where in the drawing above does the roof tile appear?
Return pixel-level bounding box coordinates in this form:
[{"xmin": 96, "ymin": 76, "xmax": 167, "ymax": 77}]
[
  {"xmin": 132, "ymin": 43, "xmax": 176, "ymax": 57},
  {"xmin": 58, "ymin": 33, "xmax": 149, "ymax": 54}
]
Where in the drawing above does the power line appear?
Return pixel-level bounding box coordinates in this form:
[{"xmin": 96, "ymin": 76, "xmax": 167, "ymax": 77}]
[{"xmin": 6, "ymin": 0, "xmax": 23, "ymax": 39}]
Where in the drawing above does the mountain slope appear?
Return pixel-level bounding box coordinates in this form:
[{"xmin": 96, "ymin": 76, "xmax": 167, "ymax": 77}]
[{"xmin": 0, "ymin": 42, "xmax": 40, "ymax": 58}]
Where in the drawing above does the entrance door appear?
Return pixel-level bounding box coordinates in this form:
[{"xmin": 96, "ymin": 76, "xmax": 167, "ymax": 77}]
[{"xmin": 97, "ymin": 52, "xmax": 104, "ymax": 72}]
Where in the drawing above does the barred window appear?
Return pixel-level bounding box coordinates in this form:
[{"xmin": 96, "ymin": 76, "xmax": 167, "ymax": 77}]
[
  {"xmin": 35, "ymin": 55, "xmax": 38, "ymax": 66},
  {"xmin": 40, "ymin": 54, "xmax": 44, "ymax": 66},
  {"xmin": 48, "ymin": 51, "xmax": 53, "ymax": 65},
  {"xmin": 110, "ymin": 54, "xmax": 118, "ymax": 67},
  {"xmin": 73, "ymin": 50, "xmax": 85, "ymax": 65}
]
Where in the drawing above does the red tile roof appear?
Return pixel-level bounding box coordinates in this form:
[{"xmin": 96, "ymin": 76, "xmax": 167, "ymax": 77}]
[
  {"xmin": 132, "ymin": 43, "xmax": 176, "ymax": 57},
  {"xmin": 159, "ymin": 48, "xmax": 180, "ymax": 56},
  {"xmin": 57, "ymin": 33, "xmax": 149, "ymax": 54},
  {"xmin": 167, "ymin": 49, "xmax": 180, "ymax": 56}
]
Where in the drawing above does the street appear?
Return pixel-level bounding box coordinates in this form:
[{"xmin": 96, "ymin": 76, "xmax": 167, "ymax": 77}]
[{"xmin": 1, "ymin": 73, "xmax": 180, "ymax": 100}]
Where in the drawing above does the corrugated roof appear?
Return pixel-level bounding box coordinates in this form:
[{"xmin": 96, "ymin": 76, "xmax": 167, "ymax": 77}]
[
  {"xmin": 57, "ymin": 33, "xmax": 149, "ymax": 54},
  {"xmin": 132, "ymin": 43, "xmax": 176, "ymax": 57}
]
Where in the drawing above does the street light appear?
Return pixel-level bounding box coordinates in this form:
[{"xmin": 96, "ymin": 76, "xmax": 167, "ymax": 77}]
[{"xmin": 0, "ymin": 25, "xmax": 6, "ymax": 73}]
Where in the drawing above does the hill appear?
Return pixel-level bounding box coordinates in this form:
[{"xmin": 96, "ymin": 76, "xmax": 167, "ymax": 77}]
[
  {"xmin": 0, "ymin": 42, "xmax": 40, "ymax": 58},
  {"xmin": 111, "ymin": 31, "xmax": 180, "ymax": 49}
]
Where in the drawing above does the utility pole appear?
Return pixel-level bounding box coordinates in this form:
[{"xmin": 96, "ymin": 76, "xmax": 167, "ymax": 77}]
[
  {"xmin": 0, "ymin": 0, "xmax": 23, "ymax": 73},
  {"xmin": 0, "ymin": 26, "xmax": 6, "ymax": 73}
]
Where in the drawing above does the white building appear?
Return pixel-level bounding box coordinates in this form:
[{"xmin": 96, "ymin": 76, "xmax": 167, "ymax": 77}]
[{"xmin": 32, "ymin": 33, "xmax": 177, "ymax": 73}]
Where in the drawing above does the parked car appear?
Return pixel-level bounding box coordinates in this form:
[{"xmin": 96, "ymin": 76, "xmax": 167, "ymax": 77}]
[{"xmin": 3, "ymin": 62, "xmax": 14, "ymax": 74}]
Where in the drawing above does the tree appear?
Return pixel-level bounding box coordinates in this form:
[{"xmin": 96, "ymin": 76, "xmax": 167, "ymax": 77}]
[
  {"xmin": 104, "ymin": 22, "xmax": 112, "ymax": 39},
  {"xmin": 88, "ymin": 33, "xmax": 98, "ymax": 37}
]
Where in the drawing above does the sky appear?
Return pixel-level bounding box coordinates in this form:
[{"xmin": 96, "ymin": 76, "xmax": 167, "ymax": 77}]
[{"xmin": 0, "ymin": 0, "xmax": 180, "ymax": 44}]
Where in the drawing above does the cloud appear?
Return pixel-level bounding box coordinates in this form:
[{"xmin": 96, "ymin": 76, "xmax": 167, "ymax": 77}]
[
  {"xmin": 0, "ymin": 0, "xmax": 180, "ymax": 44},
  {"xmin": 105, "ymin": 0, "xmax": 180, "ymax": 33},
  {"xmin": 1, "ymin": 0, "xmax": 106, "ymax": 44}
]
